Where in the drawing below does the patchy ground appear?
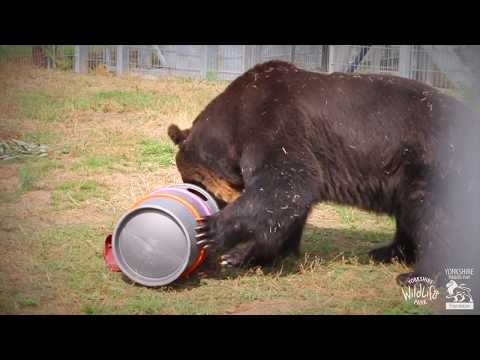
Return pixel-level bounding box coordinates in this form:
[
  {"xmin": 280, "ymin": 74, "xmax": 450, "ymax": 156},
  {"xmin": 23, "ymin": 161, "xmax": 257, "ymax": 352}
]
[{"xmin": 0, "ymin": 64, "xmax": 438, "ymax": 314}]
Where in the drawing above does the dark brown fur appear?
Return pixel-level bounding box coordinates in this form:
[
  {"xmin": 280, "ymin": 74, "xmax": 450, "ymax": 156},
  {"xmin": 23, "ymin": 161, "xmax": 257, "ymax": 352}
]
[{"xmin": 168, "ymin": 60, "xmax": 479, "ymax": 283}]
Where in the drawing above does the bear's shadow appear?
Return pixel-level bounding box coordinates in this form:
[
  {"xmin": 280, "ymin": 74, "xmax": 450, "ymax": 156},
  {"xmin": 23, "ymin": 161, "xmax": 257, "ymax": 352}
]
[{"xmin": 132, "ymin": 224, "xmax": 394, "ymax": 292}]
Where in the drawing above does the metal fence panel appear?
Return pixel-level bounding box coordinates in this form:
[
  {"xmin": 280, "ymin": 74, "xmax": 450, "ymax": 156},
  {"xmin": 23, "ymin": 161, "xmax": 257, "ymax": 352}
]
[
  {"xmin": 0, "ymin": 45, "xmax": 77, "ymax": 70},
  {"xmin": 409, "ymin": 45, "xmax": 460, "ymax": 89},
  {"xmin": 329, "ymin": 45, "xmax": 400, "ymax": 74},
  {"xmin": 1, "ymin": 45, "xmax": 474, "ymax": 90},
  {"xmin": 174, "ymin": 45, "xmax": 204, "ymax": 76},
  {"xmin": 215, "ymin": 45, "xmax": 244, "ymax": 79},
  {"xmin": 95, "ymin": 45, "xmax": 475, "ymax": 89},
  {"xmin": 88, "ymin": 45, "xmax": 116, "ymax": 71},
  {"xmin": 293, "ymin": 45, "xmax": 324, "ymax": 71}
]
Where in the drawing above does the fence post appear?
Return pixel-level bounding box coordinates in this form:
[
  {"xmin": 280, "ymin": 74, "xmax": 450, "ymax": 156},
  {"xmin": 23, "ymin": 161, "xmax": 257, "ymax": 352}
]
[
  {"xmin": 290, "ymin": 45, "xmax": 296, "ymax": 64},
  {"xmin": 242, "ymin": 45, "xmax": 247, "ymax": 72},
  {"xmin": 105, "ymin": 47, "xmax": 111, "ymax": 67},
  {"xmin": 140, "ymin": 46, "xmax": 151, "ymax": 69},
  {"xmin": 328, "ymin": 45, "xmax": 336, "ymax": 73},
  {"xmin": 75, "ymin": 45, "xmax": 89, "ymax": 73},
  {"xmin": 201, "ymin": 45, "xmax": 208, "ymax": 79},
  {"xmin": 255, "ymin": 45, "xmax": 263, "ymax": 65},
  {"xmin": 313, "ymin": 46, "xmax": 320, "ymax": 71},
  {"xmin": 399, "ymin": 45, "xmax": 411, "ymax": 79},
  {"xmin": 51, "ymin": 45, "xmax": 57, "ymax": 69},
  {"xmin": 210, "ymin": 45, "xmax": 219, "ymax": 77},
  {"xmin": 116, "ymin": 45, "xmax": 129, "ymax": 75},
  {"xmin": 33, "ymin": 46, "xmax": 47, "ymax": 68},
  {"xmin": 320, "ymin": 45, "xmax": 329, "ymax": 72}
]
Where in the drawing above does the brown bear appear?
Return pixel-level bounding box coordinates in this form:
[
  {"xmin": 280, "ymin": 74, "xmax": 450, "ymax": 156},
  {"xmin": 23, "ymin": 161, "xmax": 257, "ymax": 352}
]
[{"xmin": 168, "ymin": 60, "xmax": 480, "ymax": 286}]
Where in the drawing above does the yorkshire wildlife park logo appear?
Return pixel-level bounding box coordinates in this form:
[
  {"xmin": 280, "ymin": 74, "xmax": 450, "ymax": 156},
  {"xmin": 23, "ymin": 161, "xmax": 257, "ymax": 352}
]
[
  {"xmin": 445, "ymin": 268, "xmax": 474, "ymax": 310},
  {"xmin": 401, "ymin": 276, "xmax": 440, "ymax": 306}
]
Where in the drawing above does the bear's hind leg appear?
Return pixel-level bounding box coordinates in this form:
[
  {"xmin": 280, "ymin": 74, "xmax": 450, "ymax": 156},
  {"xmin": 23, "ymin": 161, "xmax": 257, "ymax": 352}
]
[
  {"xmin": 393, "ymin": 191, "xmax": 449, "ymax": 286},
  {"xmin": 369, "ymin": 222, "xmax": 416, "ymax": 265}
]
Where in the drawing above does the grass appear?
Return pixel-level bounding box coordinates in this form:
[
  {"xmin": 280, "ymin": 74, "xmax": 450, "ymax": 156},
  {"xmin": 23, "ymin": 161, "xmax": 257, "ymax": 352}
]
[
  {"xmin": 81, "ymin": 303, "xmax": 112, "ymax": 315},
  {"xmin": 72, "ymin": 155, "xmax": 115, "ymax": 170},
  {"xmin": 137, "ymin": 139, "xmax": 176, "ymax": 168},
  {"xmin": 15, "ymin": 293, "xmax": 39, "ymax": 308},
  {"xmin": 335, "ymin": 206, "xmax": 357, "ymax": 228},
  {"xmin": 23, "ymin": 129, "xmax": 58, "ymax": 145},
  {"xmin": 69, "ymin": 90, "xmax": 169, "ymax": 113},
  {"xmin": 0, "ymin": 218, "xmax": 417, "ymax": 314},
  {"xmin": 0, "ymin": 191, "xmax": 19, "ymax": 203},
  {"xmin": 0, "ymin": 64, "xmax": 441, "ymax": 315},
  {"xmin": 206, "ymin": 71, "xmax": 219, "ymax": 81},
  {"xmin": 51, "ymin": 179, "xmax": 108, "ymax": 209},
  {"xmin": 18, "ymin": 158, "xmax": 64, "ymax": 192},
  {"xmin": 17, "ymin": 94, "xmax": 67, "ymax": 122},
  {"xmin": 15, "ymin": 89, "xmax": 181, "ymax": 123},
  {"xmin": 384, "ymin": 302, "xmax": 435, "ymax": 315},
  {"xmin": 19, "ymin": 166, "xmax": 37, "ymax": 192},
  {"xmin": 303, "ymin": 229, "xmax": 339, "ymax": 257},
  {"xmin": 82, "ymin": 156, "xmax": 114, "ymax": 169}
]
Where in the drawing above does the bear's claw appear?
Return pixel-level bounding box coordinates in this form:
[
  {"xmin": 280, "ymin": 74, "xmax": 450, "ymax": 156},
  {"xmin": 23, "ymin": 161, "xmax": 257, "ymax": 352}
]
[
  {"xmin": 195, "ymin": 216, "xmax": 220, "ymax": 251},
  {"xmin": 195, "ymin": 225, "xmax": 209, "ymax": 232},
  {"xmin": 196, "ymin": 239, "xmax": 215, "ymax": 246}
]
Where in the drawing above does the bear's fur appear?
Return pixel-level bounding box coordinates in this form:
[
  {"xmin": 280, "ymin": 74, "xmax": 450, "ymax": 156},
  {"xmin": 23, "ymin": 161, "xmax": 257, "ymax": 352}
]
[{"xmin": 168, "ymin": 60, "xmax": 479, "ymax": 284}]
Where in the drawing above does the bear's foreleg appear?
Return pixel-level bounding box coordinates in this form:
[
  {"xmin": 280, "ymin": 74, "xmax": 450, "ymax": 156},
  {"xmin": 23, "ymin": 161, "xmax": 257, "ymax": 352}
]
[{"xmin": 195, "ymin": 166, "xmax": 316, "ymax": 266}]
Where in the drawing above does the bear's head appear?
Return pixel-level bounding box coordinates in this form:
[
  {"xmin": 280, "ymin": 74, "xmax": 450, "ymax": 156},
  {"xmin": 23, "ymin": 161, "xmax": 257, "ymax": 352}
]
[{"xmin": 168, "ymin": 123, "xmax": 244, "ymax": 207}]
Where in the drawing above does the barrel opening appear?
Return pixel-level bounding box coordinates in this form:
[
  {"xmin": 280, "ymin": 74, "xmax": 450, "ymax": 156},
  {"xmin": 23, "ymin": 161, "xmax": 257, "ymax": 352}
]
[{"xmin": 187, "ymin": 188, "xmax": 208, "ymax": 202}]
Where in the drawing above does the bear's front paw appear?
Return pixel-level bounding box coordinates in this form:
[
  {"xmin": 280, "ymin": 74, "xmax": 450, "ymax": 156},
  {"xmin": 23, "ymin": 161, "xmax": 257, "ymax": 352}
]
[
  {"xmin": 195, "ymin": 213, "xmax": 247, "ymax": 253},
  {"xmin": 195, "ymin": 214, "xmax": 224, "ymax": 252}
]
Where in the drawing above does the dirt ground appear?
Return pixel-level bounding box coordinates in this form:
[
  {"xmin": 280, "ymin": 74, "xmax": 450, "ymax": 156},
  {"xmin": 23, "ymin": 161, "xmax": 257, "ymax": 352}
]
[{"xmin": 0, "ymin": 64, "xmax": 436, "ymax": 315}]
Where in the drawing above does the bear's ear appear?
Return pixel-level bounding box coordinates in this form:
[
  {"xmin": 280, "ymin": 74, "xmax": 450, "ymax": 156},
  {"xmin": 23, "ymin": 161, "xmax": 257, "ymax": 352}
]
[{"xmin": 168, "ymin": 124, "xmax": 190, "ymax": 145}]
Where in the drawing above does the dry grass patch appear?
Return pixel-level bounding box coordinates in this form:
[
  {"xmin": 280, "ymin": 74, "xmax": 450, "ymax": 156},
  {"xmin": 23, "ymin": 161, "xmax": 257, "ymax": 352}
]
[{"xmin": 0, "ymin": 65, "xmax": 436, "ymax": 315}]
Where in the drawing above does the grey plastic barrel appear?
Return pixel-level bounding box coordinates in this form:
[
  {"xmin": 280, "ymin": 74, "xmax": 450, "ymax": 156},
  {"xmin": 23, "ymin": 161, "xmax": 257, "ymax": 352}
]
[{"xmin": 112, "ymin": 183, "xmax": 219, "ymax": 287}]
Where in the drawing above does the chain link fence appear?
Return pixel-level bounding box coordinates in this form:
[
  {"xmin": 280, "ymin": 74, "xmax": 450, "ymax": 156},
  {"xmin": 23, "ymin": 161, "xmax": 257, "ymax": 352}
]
[
  {"xmin": 0, "ymin": 45, "xmax": 474, "ymax": 90},
  {"xmin": 409, "ymin": 45, "xmax": 457, "ymax": 89},
  {"xmin": 88, "ymin": 45, "xmax": 117, "ymax": 71},
  {"xmin": 0, "ymin": 45, "xmax": 77, "ymax": 70},
  {"xmin": 123, "ymin": 45, "xmax": 330, "ymax": 80},
  {"xmin": 329, "ymin": 45, "xmax": 400, "ymax": 74},
  {"xmin": 124, "ymin": 45, "xmax": 475, "ymax": 90}
]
